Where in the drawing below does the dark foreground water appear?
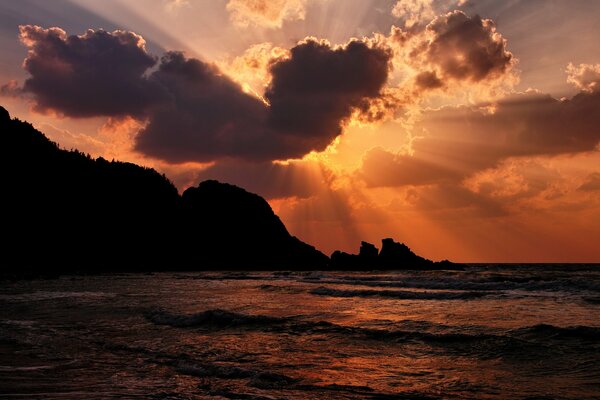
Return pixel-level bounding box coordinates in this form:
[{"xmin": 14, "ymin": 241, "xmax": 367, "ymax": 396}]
[{"xmin": 1, "ymin": 265, "xmax": 599, "ymax": 399}]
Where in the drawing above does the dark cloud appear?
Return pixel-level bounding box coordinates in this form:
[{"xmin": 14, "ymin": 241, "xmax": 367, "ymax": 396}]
[
  {"xmin": 423, "ymin": 90, "xmax": 600, "ymax": 157},
  {"xmin": 19, "ymin": 25, "xmax": 164, "ymax": 117},
  {"xmin": 16, "ymin": 27, "xmax": 392, "ymax": 163},
  {"xmin": 134, "ymin": 51, "xmax": 274, "ymax": 162},
  {"xmin": 412, "ymin": 10, "xmax": 513, "ymax": 84},
  {"xmin": 265, "ymin": 38, "xmax": 391, "ymax": 148},
  {"xmin": 138, "ymin": 38, "xmax": 391, "ymax": 162},
  {"xmin": 360, "ymin": 89, "xmax": 600, "ymax": 187},
  {"xmin": 414, "ymin": 70, "xmax": 443, "ymax": 89}
]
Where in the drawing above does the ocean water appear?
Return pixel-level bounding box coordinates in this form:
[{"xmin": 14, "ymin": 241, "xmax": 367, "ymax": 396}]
[{"xmin": 1, "ymin": 265, "xmax": 599, "ymax": 399}]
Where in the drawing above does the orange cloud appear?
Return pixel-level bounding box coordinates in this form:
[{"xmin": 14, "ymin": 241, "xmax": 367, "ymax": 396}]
[
  {"xmin": 411, "ymin": 11, "xmax": 515, "ymax": 88},
  {"xmin": 226, "ymin": 0, "xmax": 306, "ymax": 29},
  {"xmin": 567, "ymin": 62, "xmax": 600, "ymax": 93},
  {"xmin": 217, "ymin": 42, "xmax": 288, "ymax": 100},
  {"xmin": 391, "ymin": 0, "xmax": 436, "ymax": 28}
]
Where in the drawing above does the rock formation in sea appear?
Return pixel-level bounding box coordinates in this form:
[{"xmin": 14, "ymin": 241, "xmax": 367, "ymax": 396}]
[{"xmin": 331, "ymin": 239, "xmax": 462, "ymax": 270}]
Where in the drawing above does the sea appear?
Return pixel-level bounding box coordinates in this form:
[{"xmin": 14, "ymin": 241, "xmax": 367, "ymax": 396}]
[{"xmin": 1, "ymin": 265, "xmax": 599, "ymax": 399}]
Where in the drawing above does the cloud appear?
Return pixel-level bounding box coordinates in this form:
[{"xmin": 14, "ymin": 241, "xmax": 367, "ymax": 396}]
[
  {"xmin": 18, "ymin": 25, "xmax": 164, "ymax": 118},
  {"xmin": 411, "ymin": 183, "xmax": 506, "ymax": 218},
  {"xmin": 578, "ymin": 172, "xmax": 600, "ymax": 192},
  {"xmin": 265, "ymin": 38, "xmax": 391, "ymax": 148},
  {"xmin": 0, "ymin": 80, "xmax": 22, "ymax": 97},
  {"xmin": 165, "ymin": 0, "xmax": 189, "ymax": 12},
  {"xmin": 217, "ymin": 42, "xmax": 288, "ymax": 97},
  {"xmin": 391, "ymin": 0, "xmax": 436, "ymax": 28},
  {"xmin": 359, "ymin": 89, "xmax": 600, "ymax": 188},
  {"xmin": 226, "ymin": 0, "xmax": 306, "ymax": 29},
  {"xmin": 138, "ymin": 38, "xmax": 391, "ymax": 162},
  {"xmin": 424, "ymin": 90, "xmax": 600, "ymax": 157},
  {"xmin": 413, "ymin": 11, "xmax": 514, "ymax": 85},
  {"xmin": 465, "ymin": 159, "xmax": 562, "ymax": 202},
  {"xmin": 567, "ymin": 63, "xmax": 600, "ymax": 93},
  {"xmin": 134, "ymin": 51, "xmax": 274, "ymax": 162},
  {"xmin": 14, "ymin": 26, "xmax": 393, "ymax": 163}
]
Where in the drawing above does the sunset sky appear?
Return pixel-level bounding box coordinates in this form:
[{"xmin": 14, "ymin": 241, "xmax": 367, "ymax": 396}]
[{"xmin": 1, "ymin": 0, "xmax": 599, "ymax": 262}]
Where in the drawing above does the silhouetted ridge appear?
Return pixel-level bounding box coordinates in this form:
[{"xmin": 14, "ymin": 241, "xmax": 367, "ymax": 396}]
[
  {"xmin": 1, "ymin": 106, "xmax": 458, "ymax": 273},
  {"xmin": 0, "ymin": 106, "xmax": 327, "ymax": 274}
]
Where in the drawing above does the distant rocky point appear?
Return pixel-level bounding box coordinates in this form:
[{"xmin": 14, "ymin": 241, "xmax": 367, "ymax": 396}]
[
  {"xmin": 0, "ymin": 105, "xmax": 460, "ymax": 274},
  {"xmin": 332, "ymin": 239, "xmax": 463, "ymax": 270}
]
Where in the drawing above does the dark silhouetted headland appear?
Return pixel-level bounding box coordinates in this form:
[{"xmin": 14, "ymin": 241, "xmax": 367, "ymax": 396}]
[
  {"xmin": 0, "ymin": 106, "xmax": 327, "ymax": 275},
  {"xmin": 0, "ymin": 106, "xmax": 459, "ymax": 275}
]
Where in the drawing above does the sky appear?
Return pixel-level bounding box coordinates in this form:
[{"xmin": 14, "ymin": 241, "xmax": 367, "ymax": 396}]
[{"xmin": 1, "ymin": 0, "xmax": 599, "ymax": 262}]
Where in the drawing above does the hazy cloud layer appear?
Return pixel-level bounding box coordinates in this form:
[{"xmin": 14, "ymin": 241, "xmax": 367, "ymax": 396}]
[
  {"xmin": 360, "ymin": 146, "xmax": 460, "ymax": 187},
  {"xmin": 360, "ymin": 89, "xmax": 600, "ymax": 188}
]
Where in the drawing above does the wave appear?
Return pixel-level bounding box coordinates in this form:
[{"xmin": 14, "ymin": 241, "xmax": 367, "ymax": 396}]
[
  {"xmin": 309, "ymin": 287, "xmax": 493, "ymax": 300},
  {"xmin": 301, "ymin": 275, "xmax": 600, "ymax": 293},
  {"xmin": 0, "ymin": 291, "xmax": 116, "ymax": 302},
  {"xmin": 258, "ymin": 284, "xmax": 304, "ymax": 294},
  {"xmin": 179, "ymin": 361, "xmax": 385, "ymax": 393},
  {"xmin": 583, "ymin": 296, "xmax": 600, "ymax": 304},
  {"xmin": 107, "ymin": 341, "xmax": 441, "ymax": 399},
  {"xmin": 146, "ymin": 309, "xmax": 599, "ymax": 362},
  {"xmin": 144, "ymin": 309, "xmax": 505, "ymax": 349},
  {"xmin": 512, "ymin": 324, "xmax": 600, "ymax": 342},
  {"xmin": 177, "ymin": 360, "xmax": 442, "ymax": 399},
  {"xmin": 146, "ymin": 309, "xmax": 292, "ymax": 328}
]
